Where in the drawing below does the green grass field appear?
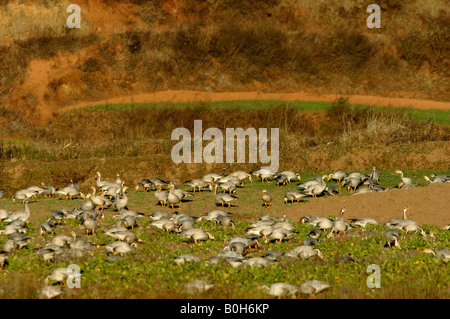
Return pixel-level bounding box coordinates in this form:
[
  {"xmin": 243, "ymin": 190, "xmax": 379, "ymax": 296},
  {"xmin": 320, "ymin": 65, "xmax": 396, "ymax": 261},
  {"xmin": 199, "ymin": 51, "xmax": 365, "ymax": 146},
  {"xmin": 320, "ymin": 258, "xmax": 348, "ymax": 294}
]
[
  {"xmin": 0, "ymin": 169, "xmax": 449, "ymax": 299},
  {"xmin": 67, "ymin": 100, "xmax": 450, "ymax": 125}
]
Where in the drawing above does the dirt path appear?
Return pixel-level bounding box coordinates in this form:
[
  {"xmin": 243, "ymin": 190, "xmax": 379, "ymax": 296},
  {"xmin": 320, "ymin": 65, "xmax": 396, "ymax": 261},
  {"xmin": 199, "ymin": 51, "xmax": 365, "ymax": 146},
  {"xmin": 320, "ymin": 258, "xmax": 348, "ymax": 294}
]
[
  {"xmin": 283, "ymin": 182, "xmax": 450, "ymax": 227},
  {"xmin": 60, "ymin": 90, "xmax": 450, "ymax": 113}
]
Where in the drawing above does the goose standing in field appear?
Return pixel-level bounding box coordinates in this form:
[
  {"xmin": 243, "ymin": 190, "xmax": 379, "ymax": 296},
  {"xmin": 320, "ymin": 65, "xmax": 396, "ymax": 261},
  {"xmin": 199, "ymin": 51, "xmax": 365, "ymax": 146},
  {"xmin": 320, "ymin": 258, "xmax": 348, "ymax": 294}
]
[
  {"xmin": 0, "ymin": 189, "xmax": 5, "ymax": 200},
  {"xmin": 327, "ymin": 171, "xmax": 347, "ymax": 185},
  {"xmin": 4, "ymin": 202, "xmax": 31, "ymax": 223},
  {"xmin": 113, "ymin": 187, "xmax": 129, "ymax": 211},
  {"xmin": 149, "ymin": 211, "xmax": 169, "ymax": 221},
  {"xmin": 39, "ymin": 220, "xmax": 55, "ymax": 235},
  {"xmin": 168, "ymin": 183, "xmax": 182, "ymax": 209},
  {"xmin": 242, "ymin": 256, "xmax": 275, "ymax": 268},
  {"xmin": 300, "ymin": 280, "xmax": 331, "ymax": 297},
  {"xmin": 44, "ymin": 267, "xmax": 71, "ymax": 286},
  {"xmin": 285, "ymin": 245, "xmax": 323, "ymax": 260},
  {"xmin": 41, "ymin": 182, "xmax": 56, "ymax": 198},
  {"xmin": 384, "ymin": 206, "xmax": 414, "ymax": 229},
  {"xmin": 300, "ymin": 175, "xmax": 328, "ymax": 199},
  {"xmin": 284, "ymin": 189, "xmax": 307, "ymax": 204},
  {"xmin": 154, "ymin": 189, "xmax": 168, "ymax": 207},
  {"xmin": 349, "ymin": 217, "xmax": 379, "ymax": 229},
  {"xmin": 67, "ymin": 179, "xmax": 81, "ymax": 192},
  {"xmin": 424, "ymin": 175, "xmax": 448, "ymax": 184},
  {"xmin": 214, "ymin": 189, "xmax": 238, "ymax": 208},
  {"xmin": 384, "ymin": 229, "xmax": 401, "ymax": 248},
  {"xmin": 54, "ymin": 186, "xmax": 80, "ymax": 200},
  {"xmin": 215, "ymin": 182, "xmax": 236, "ymax": 194},
  {"xmin": 251, "ymin": 168, "xmax": 276, "ymax": 183},
  {"xmin": 430, "ymin": 174, "xmax": 450, "ymax": 182},
  {"xmin": 368, "ymin": 166, "xmax": 381, "ymax": 183},
  {"xmin": 151, "ymin": 218, "xmax": 176, "ymax": 233},
  {"xmin": 174, "ymin": 253, "xmax": 201, "ymax": 264},
  {"xmin": 299, "ymin": 215, "xmax": 332, "ymax": 228},
  {"xmin": 202, "ymin": 173, "xmax": 223, "ymax": 185},
  {"xmin": 308, "ymin": 228, "xmax": 323, "ymax": 240},
  {"xmin": 0, "ymin": 209, "xmax": 10, "ymax": 222},
  {"xmin": 229, "ymin": 171, "xmax": 253, "ymax": 184},
  {"xmin": 83, "ymin": 213, "xmax": 98, "ymax": 235},
  {"xmin": 136, "ymin": 179, "xmax": 153, "ymax": 192},
  {"xmin": 0, "ymin": 250, "xmax": 9, "ymax": 270},
  {"xmin": 89, "ymin": 186, "xmax": 110, "ymax": 212},
  {"xmin": 105, "ymin": 241, "xmax": 137, "ymax": 257},
  {"xmin": 12, "ymin": 189, "xmax": 37, "ymax": 204},
  {"xmin": 184, "ymin": 179, "xmax": 212, "ymax": 193},
  {"xmin": 216, "ymin": 215, "xmax": 236, "ymax": 229},
  {"xmin": 39, "ymin": 285, "xmax": 63, "ymax": 299},
  {"xmin": 423, "ymin": 248, "xmax": 450, "ymax": 261},
  {"xmin": 278, "ymin": 171, "xmax": 301, "ymax": 184},
  {"xmin": 342, "ymin": 176, "xmax": 362, "ymax": 192},
  {"xmin": 259, "ymin": 283, "xmax": 298, "ymax": 299},
  {"xmin": 172, "ymin": 187, "xmax": 193, "ymax": 202},
  {"xmin": 262, "ymin": 189, "xmax": 272, "ymax": 208},
  {"xmin": 199, "ymin": 210, "xmax": 231, "ymax": 222},
  {"xmin": 114, "ymin": 173, "xmax": 124, "ymax": 185},
  {"xmin": 123, "ymin": 215, "xmax": 137, "ymax": 230},
  {"xmin": 179, "ymin": 228, "xmax": 215, "ymax": 245},
  {"xmin": 395, "ymin": 170, "xmax": 412, "ymax": 185},
  {"xmin": 266, "ymin": 227, "xmax": 294, "ymax": 244},
  {"xmin": 96, "ymin": 172, "xmax": 112, "ymax": 190},
  {"xmin": 184, "ymin": 280, "xmax": 215, "ymax": 295},
  {"xmin": 25, "ymin": 185, "xmax": 46, "ymax": 198},
  {"xmin": 327, "ymin": 219, "xmax": 352, "ymax": 238},
  {"xmin": 217, "ymin": 175, "xmax": 243, "ymax": 188}
]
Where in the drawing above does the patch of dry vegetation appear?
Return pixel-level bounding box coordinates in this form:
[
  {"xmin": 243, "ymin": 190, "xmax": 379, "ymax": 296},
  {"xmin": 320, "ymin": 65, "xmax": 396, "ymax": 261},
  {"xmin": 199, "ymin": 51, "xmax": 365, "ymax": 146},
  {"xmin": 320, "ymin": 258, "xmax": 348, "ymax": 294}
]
[{"xmin": 0, "ymin": 0, "xmax": 449, "ymax": 118}]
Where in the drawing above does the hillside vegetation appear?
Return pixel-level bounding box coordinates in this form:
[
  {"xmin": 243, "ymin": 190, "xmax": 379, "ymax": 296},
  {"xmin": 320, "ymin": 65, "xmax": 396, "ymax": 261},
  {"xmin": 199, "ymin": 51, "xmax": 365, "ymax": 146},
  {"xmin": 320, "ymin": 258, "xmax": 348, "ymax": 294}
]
[{"xmin": 0, "ymin": 0, "xmax": 449, "ymax": 122}]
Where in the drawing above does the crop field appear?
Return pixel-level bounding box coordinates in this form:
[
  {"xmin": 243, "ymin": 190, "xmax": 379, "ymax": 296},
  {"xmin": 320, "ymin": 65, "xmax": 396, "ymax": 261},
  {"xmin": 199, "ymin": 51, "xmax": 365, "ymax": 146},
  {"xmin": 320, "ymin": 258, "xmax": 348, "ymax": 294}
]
[
  {"xmin": 0, "ymin": 0, "xmax": 449, "ymax": 305},
  {"xmin": 0, "ymin": 168, "xmax": 449, "ymax": 299}
]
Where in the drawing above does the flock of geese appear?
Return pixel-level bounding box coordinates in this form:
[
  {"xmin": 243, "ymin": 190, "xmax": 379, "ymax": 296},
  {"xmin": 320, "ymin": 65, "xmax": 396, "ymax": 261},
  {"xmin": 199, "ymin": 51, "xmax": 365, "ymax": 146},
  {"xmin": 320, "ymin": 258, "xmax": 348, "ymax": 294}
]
[{"xmin": 0, "ymin": 168, "xmax": 449, "ymax": 299}]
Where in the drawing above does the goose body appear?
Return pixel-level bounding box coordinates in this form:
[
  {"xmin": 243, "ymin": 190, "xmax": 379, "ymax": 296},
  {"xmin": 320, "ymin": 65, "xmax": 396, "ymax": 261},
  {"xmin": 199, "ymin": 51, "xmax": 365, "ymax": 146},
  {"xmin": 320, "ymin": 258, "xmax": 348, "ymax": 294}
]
[
  {"xmin": 251, "ymin": 168, "xmax": 276, "ymax": 183},
  {"xmin": 423, "ymin": 248, "xmax": 450, "ymax": 261},
  {"xmin": 184, "ymin": 179, "xmax": 211, "ymax": 193},
  {"xmin": 83, "ymin": 216, "xmax": 98, "ymax": 235},
  {"xmin": 174, "ymin": 253, "xmax": 201, "ymax": 264},
  {"xmin": 285, "ymin": 245, "xmax": 323, "ymax": 260},
  {"xmin": 284, "ymin": 189, "xmax": 306, "ymax": 204},
  {"xmin": 113, "ymin": 187, "xmax": 129, "ymax": 211},
  {"xmin": 12, "ymin": 190, "xmax": 37, "ymax": 203},
  {"xmin": 349, "ymin": 218, "xmax": 379, "ymax": 229},
  {"xmin": 300, "ymin": 175, "xmax": 328, "ymax": 199},
  {"xmin": 395, "ymin": 170, "xmax": 412, "ymax": 185},
  {"xmin": 184, "ymin": 280, "xmax": 215, "ymax": 295},
  {"xmin": 260, "ymin": 283, "xmax": 298, "ymax": 298},
  {"xmin": 215, "ymin": 182, "xmax": 237, "ymax": 194},
  {"xmin": 384, "ymin": 229, "xmax": 401, "ymax": 248},
  {"xmin": 327, "ymin": 171, "xmax": 347, "ymax": 183},
  {"xmin": 262, "ymin": 190, "xmax": 272, "ymax": 208},
  {"xmin": 300, "ymin": 280, "xmax": 331, "ymax": 296},
  {"xmin": 4, "ymin": 202, "xmax": 30, "ymax": 223},
  {"xmin": 278, "ymin": 171, "xmax": 301, "ymax": 183},
  {"xmin": 229, "ymin": 171, "xmax": 253, "ymax": 183},
  {"xmin": 105, "ymin": 241, "xmax": 136, "ymax": 256},
  {"xmin": 215, "ymin": 192, "xmax": 237, "ymax": 208},
  {"xmin": 179, "ymin": 228, "xmax": 215, "ymax": 245},
  {"xmin": 168, "ymin": 183, "xmax": 182, "ymax": 209}
]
